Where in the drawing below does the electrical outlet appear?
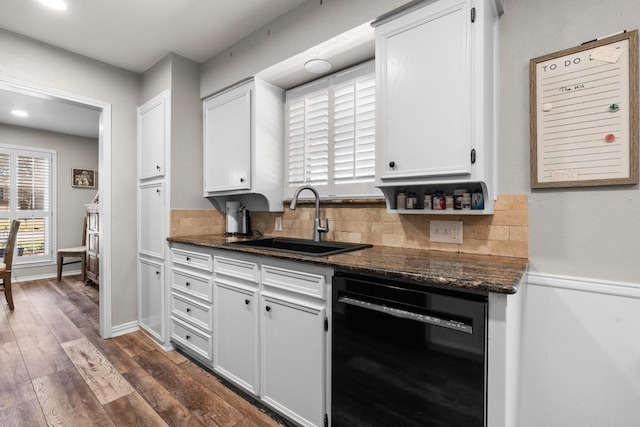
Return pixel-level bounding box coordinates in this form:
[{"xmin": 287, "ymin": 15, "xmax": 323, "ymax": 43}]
[
  {"xmin": 275, "ymin": 216, "xmax": 282, "ymax": 232},
  {"xmin": 430, "ymin": 220, "xmax": 463, "ymax": 244}
]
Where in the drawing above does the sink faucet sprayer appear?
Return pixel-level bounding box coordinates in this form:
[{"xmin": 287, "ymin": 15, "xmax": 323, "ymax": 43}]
[{"xmin": 290, "ymin": 185, "xmax": 329, "ymax": 242}]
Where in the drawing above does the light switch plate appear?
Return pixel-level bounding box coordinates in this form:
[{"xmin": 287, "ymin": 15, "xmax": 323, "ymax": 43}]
[
  {"xmin": 430, "ymin": 220, "xmax": 463, "ymax": 244},
  {"xmin": 275, "ymin": 216, "xmax": 282, "ymax": 231}
]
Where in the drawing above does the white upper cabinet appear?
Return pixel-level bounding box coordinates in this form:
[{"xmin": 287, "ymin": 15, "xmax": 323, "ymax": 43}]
[
  {"xmin": 378, "ymin": 0, "xmax": 471, "ymax": 180},
  {"xmin": 374, "ymin": 0, "xmax": 501, "ymax": 214},
  {"xmin": 138, "ymin": 91, "xmax": 169, "ymax": 180},
  {"xmin": 204, "ymin": 83, "xmax": 251, "ymax": 193},
  {"xmin": 203, "ymin": 78, "xmax": 284, "ymax": 211}
]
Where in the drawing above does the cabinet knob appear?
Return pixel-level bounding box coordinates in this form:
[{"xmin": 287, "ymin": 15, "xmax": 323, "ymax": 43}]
[
  {"xmin": 389, "ymin": 161, "xmax": 396, "ymax": 168},
  {"xmin": 185, "ymin": 335, "xmax": 191, "ymax": 340},
  {"xmin": 245, "ymin": 299, "xmax": 250, "ymax": 305},
  {"xmin": 186, "ymin": 256, "xmax": 191, "ymax": 261},
  {"xmin": 240, "ymin": 177, "xmax": 245, "ymax": 183},
  {"xmin": 185, "ymin": 282, "xmax": 191, "ymax": 287},
  {"xmin": 156, "ymin": 189, "xmax": 161, "ymax": 194},
  {"xmin": 265, "ymin": 306, "xmax": 271, "ymax": 312},
  {"xmin": 186, "ymin": 307, "xmax": 191, "ymax": 313},
  {"xmin": 156, "ymin": 165, "xmax": 161, "ymax": 171},
  {"xmin": 155, "ymin": 271, "xmax": 160, "ymax": 276}
]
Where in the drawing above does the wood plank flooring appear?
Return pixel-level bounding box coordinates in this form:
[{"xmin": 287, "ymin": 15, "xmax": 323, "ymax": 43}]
[{"xmin": 0, "ymin": 276, "xmax": 282, "ymax": 427}]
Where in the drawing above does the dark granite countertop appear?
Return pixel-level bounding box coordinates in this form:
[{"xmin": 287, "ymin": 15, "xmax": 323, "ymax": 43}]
[{"xmin": 167, "ymin": 235, "xmax": 529, "ymax": 295}]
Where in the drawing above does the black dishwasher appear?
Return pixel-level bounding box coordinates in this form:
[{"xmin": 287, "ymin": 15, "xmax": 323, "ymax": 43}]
[{"xmin": 331, "ymin": 271, "xmax": 487, "ymax": 427}]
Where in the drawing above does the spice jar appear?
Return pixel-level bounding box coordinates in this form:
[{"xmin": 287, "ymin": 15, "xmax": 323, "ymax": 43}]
[
  {"xmin": 406, "ymin": 192, "xmax": 417, "ymax": 209},
  {"xmin": 396, "ymin": 191, "xmax": 406, "ymax": 210},
  {"xmin": 445, "ymin": 196, "xmax": 454, "ymax": 210},
  {"xmin": 433, "ymin": 191, "xmax": 445, "ymax": 210},
  {"xmin": 423, "ymin": 194, "xmax": 432, "ymax": 210},
  {"xmin": 462, "ymin": 192, "xmax": 472, "ymax": 210}
]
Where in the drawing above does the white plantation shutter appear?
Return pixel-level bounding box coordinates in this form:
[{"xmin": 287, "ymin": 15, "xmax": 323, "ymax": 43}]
[
  {"xmin": 0, "ymin": 146, "xmax": 55, "ymax": 264},
  {"xmin": 0, "ymin": 153, "xmax": 10, "ymax": 212},
  {"xmin": 333, "ymin": 72, "xmax": 376, "ymax": 186},
  {"xmin": 285, "ymin": 60, "xmax": 378, "ymax": 198}
]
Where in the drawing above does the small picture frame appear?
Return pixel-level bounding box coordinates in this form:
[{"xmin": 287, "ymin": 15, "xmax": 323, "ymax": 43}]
[{"xmin": 72, "ymin": 168, "xmax": 96, "ymax": 188}]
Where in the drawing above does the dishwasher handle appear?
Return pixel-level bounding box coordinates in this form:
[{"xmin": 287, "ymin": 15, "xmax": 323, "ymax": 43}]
[{"xmin": 338, "ymin": 295, "xmax": 473, "ymax": 334}]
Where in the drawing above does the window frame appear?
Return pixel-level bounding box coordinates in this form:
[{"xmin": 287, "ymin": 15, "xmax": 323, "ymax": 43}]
[
  {"xmin": 0, "ymin": 144, "xmax": 57, "ymax": 267},
  {"xmin": 284, "ymin": 60, "xmax": 380, "ymax": 199}
]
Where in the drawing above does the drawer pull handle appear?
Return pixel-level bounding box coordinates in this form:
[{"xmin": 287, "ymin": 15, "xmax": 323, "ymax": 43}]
[
  {"xmin": 185, "ymin": 335, "xmax": 191, "ymax": 340},
  {"xmin": 265, "ymin": 306, "xmax": 271, "ymax": 312},
  {"xmin": 185, "ymin": 282, "xmax": 191, "ymax": 287},
  {"xmin": 186, "ymin": 308, "xmax": 191, "ymax": 313},
  {"xmin": 245, "ymin": 299, "xmax": 250, "ymax": 305}
]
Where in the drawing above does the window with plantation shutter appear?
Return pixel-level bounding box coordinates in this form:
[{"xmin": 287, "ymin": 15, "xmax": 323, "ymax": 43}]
[
  {"xmin": 0, "ymin": 145, "xmax": 55, "ymax": 265},
  {"xmin": 285, "ymin": 60, "xmax": 380, "ymax": 199}
]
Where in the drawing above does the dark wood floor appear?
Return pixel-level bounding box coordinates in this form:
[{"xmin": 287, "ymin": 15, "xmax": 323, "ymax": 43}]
[{"xmin": 0, "ymin": 276, "xmax": 282, "ymax": 427}]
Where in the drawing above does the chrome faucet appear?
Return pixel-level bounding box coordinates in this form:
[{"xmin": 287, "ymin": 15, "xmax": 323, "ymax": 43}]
[{"xmin": 290, "ymin": 185, "xmax": 329, "ymax": 242}]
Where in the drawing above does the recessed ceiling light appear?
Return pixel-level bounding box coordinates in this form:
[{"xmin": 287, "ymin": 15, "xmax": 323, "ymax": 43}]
[
  {"xmin": 304, "ymin": 59, "xmax": 332, "ymax": 74},
  {"xmin": 11, "ymin": 110, "xmax": 29, "ymax": 118},
  {"xmin": 38, "ymin": 0, "xmax": 68, "ymax": 11}
]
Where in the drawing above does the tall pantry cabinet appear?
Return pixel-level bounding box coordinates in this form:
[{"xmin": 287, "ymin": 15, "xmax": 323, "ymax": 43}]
[{"xmin": 137, "ymin": 90, "xmax": 171, "ymax": 344}]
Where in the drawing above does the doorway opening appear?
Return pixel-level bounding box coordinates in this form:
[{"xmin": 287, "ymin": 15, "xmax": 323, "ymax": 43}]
[{"xmin": 0, "ymin": 77, "xmax": 112, "ymax": 338}]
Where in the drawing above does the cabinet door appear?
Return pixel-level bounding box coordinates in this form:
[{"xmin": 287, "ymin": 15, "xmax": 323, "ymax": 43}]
[
  {"xmin": 139, "ymin": 257, "xmax": 164, "ymax": 341},
  {"xmin": 377, "ymin": 0, "xmax": 472, "ymax": 180},
  {"xmin": 204, "ymin": 84, "xmax": 252, "ymax": 193},
  {"xmin": 214, "ymin": 282, "xmax": 258, "ymax": 395},
  {"xmin": 139, "ymin": 181, "xmax": 165, "ymax": 259},
  {"xmin": 261, "ymin": 294, "xmax": 326, "ymax": 427},
  {"xmin": 138, "ymin": 91, "xmax": 169, "ymax": 180}
]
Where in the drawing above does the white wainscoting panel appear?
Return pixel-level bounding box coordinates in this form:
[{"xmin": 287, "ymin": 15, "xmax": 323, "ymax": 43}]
[{"xmin": 520, "ymin": 273, "xmax": 640, "ymax": 427}]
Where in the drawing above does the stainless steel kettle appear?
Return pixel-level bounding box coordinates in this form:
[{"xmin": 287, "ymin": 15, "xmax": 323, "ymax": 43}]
[{"xmin": 238, "ymin": 207, "xmax": 252, "ymax": 235}]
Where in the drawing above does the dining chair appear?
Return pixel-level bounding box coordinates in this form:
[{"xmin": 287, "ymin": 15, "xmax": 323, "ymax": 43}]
[
  {"xmin": 57, "ymin": 217, "xmax": 87, "ymax": 281},
  {"xmin": 0, "ymin": 220, "xmax": 21, "ymax": 311}
]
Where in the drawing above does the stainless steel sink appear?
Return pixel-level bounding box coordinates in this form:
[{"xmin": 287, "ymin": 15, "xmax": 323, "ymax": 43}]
[{"xmin": 228, "ymin": 237, "xmax": 371, "ymax": 257}]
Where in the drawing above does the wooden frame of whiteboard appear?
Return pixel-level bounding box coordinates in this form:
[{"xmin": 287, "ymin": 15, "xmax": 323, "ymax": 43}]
[{"xmin": 529, "ymin": 30, "xmax": 639, "ymax": 188}]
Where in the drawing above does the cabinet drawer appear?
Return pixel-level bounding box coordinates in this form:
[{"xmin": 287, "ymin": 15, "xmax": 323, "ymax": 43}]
[
  {"xmin": 171, "ymin": 292, "xmax": 212, "ymax": 333},
  {"xmin": 214, "ymin": 256, "xmax": 259, "ymax": 283},
  {"xmin": 171, "ymin": 248, "xmax": 213, "ymax": 272},
  {"xmin": 261, "ymin": 264, "xmax": 326, "ymax": 299},
  {"xmin": 170, "ymin": 316, "xmax": 212, "ymax": 361},
  {"xmin": 171, "ymin": 268, "xmax": 212, "ymax": 302}
]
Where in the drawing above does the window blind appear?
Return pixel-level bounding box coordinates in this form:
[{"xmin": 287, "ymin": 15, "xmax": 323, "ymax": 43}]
[
  {"xmin": 0, "ymin": 146, "xmax": 54, "ymax": 264},
  {"xmin": 285, "ymin": 60, "xmax": 379, "ymax": 198}
]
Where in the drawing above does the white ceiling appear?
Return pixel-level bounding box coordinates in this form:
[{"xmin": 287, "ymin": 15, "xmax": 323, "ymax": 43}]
[
  {"xmin": 0, "ymin": 0, "xmax": 309, "ymax": 73},
  {"xmin": 0, "ymin": 0, "xmax": 313, "ymax": 138}
]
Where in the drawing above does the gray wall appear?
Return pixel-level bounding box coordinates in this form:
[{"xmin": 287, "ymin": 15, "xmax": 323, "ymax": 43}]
[
  {"xmin": 499, "ymin": 0, "xmax": 640, "ymax": 283},
  {"xmin": 202, "ymin": 0, "xmax": 640, "ymax": 283},
  {"xmin": 141, "ymin": 53, "xmax": 210, "ymax": 210},
  {"xmin": 200, "ymin": 0, "xmax": 413, "ymax": 97},
  {"xmin": 0, "ymin": 124, "xmax": 98, "ymax": 279},
  {"xmin": 0, "ymin": 28, "xmax": 139, "ymax": 327}
]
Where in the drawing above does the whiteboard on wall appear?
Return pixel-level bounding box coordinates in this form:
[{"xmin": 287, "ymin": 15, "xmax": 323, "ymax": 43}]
[{"xmin": 529, "ymin": 30, "xmax": 638, "ymax": 188}]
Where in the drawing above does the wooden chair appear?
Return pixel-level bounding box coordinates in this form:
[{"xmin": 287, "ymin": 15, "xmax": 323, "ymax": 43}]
[
  {"xmin": 0, "ymin": 220, "xmax": 21, "ymax": 311},
  {"xmin": 57, "ymin": 218, "xmax": 87, "ymax": 281}
]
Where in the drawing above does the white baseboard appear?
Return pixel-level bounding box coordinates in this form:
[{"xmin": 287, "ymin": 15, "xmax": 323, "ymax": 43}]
[
  {"xmin": 527, "ymin": 272, "xmax": 640, "ymax": 299},
  {"xmin": 13, "ymin": 270, "xmax": 82, "ymax": 282},
  {"xmin": 111, "ymin": 320, "xmax": 140, "ymax": 337}
]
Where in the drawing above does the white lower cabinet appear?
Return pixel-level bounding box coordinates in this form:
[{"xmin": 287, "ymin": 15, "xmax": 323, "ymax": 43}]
[
  {"xmin": 170, "ymin": 246, "xmax": 330, "ymax": 427},
  {"xmin": 213, "ymin": 255, "xmax": 260, "ymax": 395},
  {"xmin": 169, "ymin": 245, "xmax": 214, "ymax": 366},
  {"xmin": 261, "ymin": 292, "xmax": 326, "ymax": 427},
  {"xmin": 139, "ymin": 257, "xmax": 164, "ymax": 341}
]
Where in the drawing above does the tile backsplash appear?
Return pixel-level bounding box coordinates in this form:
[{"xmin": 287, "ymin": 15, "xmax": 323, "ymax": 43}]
[{"xmin": 170, "ymin": 194, "xmax": 528, "ymax": 259}]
